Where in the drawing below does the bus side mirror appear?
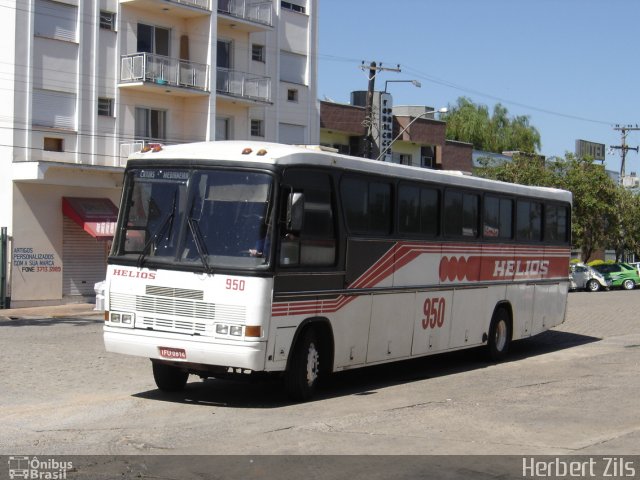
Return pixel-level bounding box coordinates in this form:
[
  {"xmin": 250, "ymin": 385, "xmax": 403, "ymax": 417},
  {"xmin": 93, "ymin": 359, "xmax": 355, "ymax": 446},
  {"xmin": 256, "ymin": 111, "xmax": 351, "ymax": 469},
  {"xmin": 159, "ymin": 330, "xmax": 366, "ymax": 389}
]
[{"xmin": 287, "ymin": 192, "xmax": 304, "ymax": 232}]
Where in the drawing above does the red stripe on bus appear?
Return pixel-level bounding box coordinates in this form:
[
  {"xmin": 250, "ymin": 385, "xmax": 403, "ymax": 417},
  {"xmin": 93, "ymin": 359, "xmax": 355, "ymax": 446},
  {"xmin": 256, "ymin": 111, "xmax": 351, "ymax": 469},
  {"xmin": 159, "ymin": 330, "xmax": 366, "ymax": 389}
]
[{"xmin": 272, "ymin": 242, "xmax": 570, "ymax": 316}]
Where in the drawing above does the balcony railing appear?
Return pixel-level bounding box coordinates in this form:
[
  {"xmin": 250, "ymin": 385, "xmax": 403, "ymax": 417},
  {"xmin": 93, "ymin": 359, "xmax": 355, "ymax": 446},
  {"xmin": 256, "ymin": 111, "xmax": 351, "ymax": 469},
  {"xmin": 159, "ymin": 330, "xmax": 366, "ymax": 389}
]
[
  {"xmin": 120, "ymin": 140, "xmax": 171, "ymax": 166},
  {"xmin": 216, "ymin": 68, "xmax": 271, "ymax": 103},
  {"xmin": 218, "ymin": 0, "xmax": 272, "ymax": 26},
  {"xmin": 120, "ymin": 53, "xmax": 209, "ymax": 92},
  {"xmin": 172, "ymin": 0, "xmax": 211, "ymax": 10}
]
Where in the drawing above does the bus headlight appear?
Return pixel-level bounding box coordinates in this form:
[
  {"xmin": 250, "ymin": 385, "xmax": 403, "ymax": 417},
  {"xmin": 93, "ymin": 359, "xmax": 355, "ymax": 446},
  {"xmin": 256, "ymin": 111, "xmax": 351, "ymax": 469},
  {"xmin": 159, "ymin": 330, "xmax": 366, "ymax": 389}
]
[
  {"xmin": 108, "ymin": 312, "xmax": 135, "ymax": 328},
  {"xmin": 216, "ymin": 324, "xmax": 229, "ymax": 335},
  {"xmin": 215, "ymin": 323, "xmax": 262, "ymax": 338}
]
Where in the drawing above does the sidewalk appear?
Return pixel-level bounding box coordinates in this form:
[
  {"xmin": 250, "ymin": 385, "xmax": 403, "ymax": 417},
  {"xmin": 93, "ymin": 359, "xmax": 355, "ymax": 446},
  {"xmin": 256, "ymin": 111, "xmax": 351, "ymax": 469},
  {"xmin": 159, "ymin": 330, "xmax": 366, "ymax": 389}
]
[{"xmin": 0, "ymin": 303, "xmax": 103, "ymax": 320}]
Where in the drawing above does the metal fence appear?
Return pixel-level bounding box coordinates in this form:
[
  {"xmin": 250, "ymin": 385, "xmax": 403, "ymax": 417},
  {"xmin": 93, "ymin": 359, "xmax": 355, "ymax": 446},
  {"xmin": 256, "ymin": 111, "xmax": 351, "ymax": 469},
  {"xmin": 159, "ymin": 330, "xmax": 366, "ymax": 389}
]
[{"xmin": 120, "ymin": 53, "xmax": 209, "ymax": 92}]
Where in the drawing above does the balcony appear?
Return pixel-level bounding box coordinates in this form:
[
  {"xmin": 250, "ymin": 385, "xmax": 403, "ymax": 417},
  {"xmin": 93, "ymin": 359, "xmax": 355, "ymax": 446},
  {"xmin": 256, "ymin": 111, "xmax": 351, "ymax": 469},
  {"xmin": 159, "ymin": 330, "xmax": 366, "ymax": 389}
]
[
  {"xmin": 120, "ymin": 0, "xmax": 211, "ymax": 18},
  {"xmin": 217, "ymin": 0, "xmax": 272, "ymax": 31},
  {"xmin": 216, "ymin": 68, "xmax": 271, "ymax": 104},
  {"xmin": 119, "ymin": 53, "xmax": 210, "ymax": 97},
  {"xmin": 120, "ymin": 140, "xmax": 173, "ymax": 166}
]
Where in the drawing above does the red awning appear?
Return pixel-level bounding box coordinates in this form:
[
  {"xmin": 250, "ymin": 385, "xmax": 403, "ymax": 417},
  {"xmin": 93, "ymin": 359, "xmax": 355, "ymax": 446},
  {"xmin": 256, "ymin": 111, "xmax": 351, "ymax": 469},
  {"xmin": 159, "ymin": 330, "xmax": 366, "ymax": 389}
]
[{"xmin": 62, "ymin": 197, "xmax": 118, "ymax": 239}]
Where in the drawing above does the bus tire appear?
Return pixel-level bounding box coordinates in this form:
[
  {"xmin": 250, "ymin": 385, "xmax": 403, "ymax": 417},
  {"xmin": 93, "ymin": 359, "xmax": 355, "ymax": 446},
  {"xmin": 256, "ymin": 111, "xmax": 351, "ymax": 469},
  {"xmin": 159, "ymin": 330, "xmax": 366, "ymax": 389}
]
[
  {"xmin": 487, "ymin": 307, "xmax": 511, "ymax": 362},
  {"xmin": 284, "ymin": 328, "xmax": 320, "ymax": 402},
  {"xmin": 152, "ymin": 361, "xmax": 188, "ymax": 392}
]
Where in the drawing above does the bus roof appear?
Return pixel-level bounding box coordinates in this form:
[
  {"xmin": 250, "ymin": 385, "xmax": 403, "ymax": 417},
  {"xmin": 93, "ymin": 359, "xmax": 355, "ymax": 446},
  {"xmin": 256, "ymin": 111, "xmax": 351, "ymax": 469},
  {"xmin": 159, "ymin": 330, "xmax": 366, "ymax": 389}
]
[{"xmin": 128, "ymin": 141, "xmax": 572, "ymax": 204}]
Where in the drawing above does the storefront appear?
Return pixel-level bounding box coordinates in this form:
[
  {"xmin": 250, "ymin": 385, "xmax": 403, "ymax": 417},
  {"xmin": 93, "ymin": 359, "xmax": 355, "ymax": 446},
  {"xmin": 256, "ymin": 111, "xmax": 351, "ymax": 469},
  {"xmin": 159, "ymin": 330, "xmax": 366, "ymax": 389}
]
[{"xmin": 9, "ymin": 162, "xmax": 123, "ymax": 308}]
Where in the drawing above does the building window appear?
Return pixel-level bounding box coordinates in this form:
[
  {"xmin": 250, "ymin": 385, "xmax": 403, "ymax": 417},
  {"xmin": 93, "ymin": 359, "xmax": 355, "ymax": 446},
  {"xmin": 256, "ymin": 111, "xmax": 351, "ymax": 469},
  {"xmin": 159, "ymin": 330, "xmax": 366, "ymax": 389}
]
[
  {"xmin": 43, "ymin": 137, "xmax": 63, "ymax": 152},
  {"xmin": 252, "ymin": 44, "xmax": 265, "ymax": 63},
  {"xmin": 32, "ymin": 89, "xmax": 76, "ymax": 130},
  {"xmin": 35, "ymin": 0, "xmax": 78, "ymax": 42},
  {"xmin": 279, "ymin": 123, "xmax": 305, "ymax": 144},
  {"xmin": 216, "ymin": 117, "xmax": 230, "ymax": 140},
  {"xmin": 398, "ymin": 154, "xmax": 412, "ymax": 166},
  {"xmin": 135, "ymin": 107, "xmax": 166, "ymax": 141},
  {"xmin": 99, "ymin": 11, "xmax": 115, "ymax": 31},
  {"xmin": 281, "ymin": 1, "xmax": 306, "ymax": 14},
  {"xmin": 280, "ymin": 51, "xmax": 307, "ymax": 85},
  {"xmin": 287, "ymin": 89, "xmax": 298, "ymax": 102},
  {"xmin": 98, "ymin": 98, "xmax": 114, "ymax": 117},
  {"xmin": 421, "ymin": 156, "xmax": 434, "ymax": 168},
  {"xmin": 250, "ymin": 119, "xmax": 264, "ymax": 138},
  {"xmin": 137, "ymin": 23, "xmax": 169, "ymax": 56}
]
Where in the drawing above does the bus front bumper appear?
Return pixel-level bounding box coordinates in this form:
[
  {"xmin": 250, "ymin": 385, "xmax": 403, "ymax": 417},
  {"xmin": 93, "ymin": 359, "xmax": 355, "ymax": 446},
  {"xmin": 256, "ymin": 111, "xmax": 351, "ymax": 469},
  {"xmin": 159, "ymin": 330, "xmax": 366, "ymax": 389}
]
[{"xmin": 104, "ymin": 327, "xmax": 268, "ymax": 372}]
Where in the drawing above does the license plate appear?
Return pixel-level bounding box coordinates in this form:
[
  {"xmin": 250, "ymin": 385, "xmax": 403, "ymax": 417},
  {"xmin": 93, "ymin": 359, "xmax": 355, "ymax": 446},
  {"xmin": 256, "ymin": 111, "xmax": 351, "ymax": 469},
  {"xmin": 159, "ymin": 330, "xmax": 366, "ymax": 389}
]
[{"xmin": 158, "ymin": 346, "xmax": 187, "ymax": 360}]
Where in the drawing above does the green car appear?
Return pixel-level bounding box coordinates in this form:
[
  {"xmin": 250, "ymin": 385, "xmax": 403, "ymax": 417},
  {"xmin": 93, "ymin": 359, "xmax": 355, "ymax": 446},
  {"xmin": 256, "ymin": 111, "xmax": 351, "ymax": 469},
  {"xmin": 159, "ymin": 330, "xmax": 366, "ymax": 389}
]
[{"xmin": 591, "ymin": 263, "xmax": 640, "ymax": 290}]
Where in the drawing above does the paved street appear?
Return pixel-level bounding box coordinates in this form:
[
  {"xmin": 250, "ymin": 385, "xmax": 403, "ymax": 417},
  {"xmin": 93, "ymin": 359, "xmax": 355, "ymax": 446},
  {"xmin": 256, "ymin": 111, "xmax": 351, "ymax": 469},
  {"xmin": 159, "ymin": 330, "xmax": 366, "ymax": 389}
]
[{"xmin": 0, "ymin": 290, "xmax": 638, "ymax": 456}]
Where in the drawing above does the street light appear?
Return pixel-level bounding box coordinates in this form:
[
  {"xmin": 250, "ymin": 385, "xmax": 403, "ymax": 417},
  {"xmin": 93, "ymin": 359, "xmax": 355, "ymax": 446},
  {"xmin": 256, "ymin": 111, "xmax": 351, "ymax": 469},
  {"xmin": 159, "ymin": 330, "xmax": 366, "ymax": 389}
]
[
  {"xmin": 384, "ymin": 79, "xmax": 422, "ymax": 92},
  {"xmin": 376, "ymin": 107, "xmax": 448, "ymax": 161}
]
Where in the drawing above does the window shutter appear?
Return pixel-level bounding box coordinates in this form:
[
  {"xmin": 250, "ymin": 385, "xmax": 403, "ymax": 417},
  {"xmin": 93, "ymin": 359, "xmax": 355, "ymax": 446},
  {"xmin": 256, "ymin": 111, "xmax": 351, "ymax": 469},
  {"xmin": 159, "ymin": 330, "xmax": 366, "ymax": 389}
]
[
  {"xmin": 35, "ymin": 0, "xmax": 78, "ymax": 42},
  {"xmin": 280, "ymin": 51, "xmax": 306, "ymax": 85},
  {"xmin": 32, "ymin": 89, "xmax": 76, "ymax": 130}
]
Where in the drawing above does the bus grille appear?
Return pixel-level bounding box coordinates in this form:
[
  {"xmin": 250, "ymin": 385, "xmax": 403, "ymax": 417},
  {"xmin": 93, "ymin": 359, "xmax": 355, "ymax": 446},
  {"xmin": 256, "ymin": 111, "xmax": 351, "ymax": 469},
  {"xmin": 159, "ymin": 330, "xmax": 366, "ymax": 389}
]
[{"xmin": 109, "ymin": 291, "xmax": 247, "ymax": 336}]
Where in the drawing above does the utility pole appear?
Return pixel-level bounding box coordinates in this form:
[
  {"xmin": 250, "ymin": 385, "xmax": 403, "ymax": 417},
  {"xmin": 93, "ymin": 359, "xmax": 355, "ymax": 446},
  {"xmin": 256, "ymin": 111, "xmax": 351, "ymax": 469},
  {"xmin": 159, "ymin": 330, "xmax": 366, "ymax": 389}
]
[
  {"xmin": 611, "ymin": 124, "xmax": 640, "ymax": 184},
  {"xmin": 360, "ymin": 61, "xmax": 401, "ymax": 159}
]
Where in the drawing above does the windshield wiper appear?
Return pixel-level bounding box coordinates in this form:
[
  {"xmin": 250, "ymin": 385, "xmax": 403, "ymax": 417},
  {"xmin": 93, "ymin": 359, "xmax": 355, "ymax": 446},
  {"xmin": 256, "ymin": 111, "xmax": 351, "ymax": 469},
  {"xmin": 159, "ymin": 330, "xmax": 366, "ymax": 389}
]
[
  {"xmin": 137, "ymin": 191, "xmax": 177, "ymax": 267},
  {"xmin": 187, "ymin": 217, "xmax": 213, "ymax": 274}
]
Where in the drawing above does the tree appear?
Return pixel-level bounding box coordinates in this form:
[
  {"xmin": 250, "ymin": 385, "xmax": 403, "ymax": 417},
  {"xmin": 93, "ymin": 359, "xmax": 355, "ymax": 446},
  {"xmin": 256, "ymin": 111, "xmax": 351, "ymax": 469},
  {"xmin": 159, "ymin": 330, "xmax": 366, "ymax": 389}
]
[
  {"xmin": 552, "ymin": 154, "xmax": 618, "ymax": 262},
  {"xmin": 475, "ymin": 152, "xmax": 553, "ymax": 187},
  {"xmin": 443, "ymin": 97, "xmax": 541, "ymax": 153},
  {"xmin": 609, "ymin": 188, "xmax": 640, "ymax": 261}
]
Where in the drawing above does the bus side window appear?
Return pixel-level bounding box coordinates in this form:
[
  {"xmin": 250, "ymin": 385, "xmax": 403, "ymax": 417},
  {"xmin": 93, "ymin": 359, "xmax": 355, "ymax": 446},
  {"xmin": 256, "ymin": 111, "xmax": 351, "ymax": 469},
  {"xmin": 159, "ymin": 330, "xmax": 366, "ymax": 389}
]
[
  {"xmin": 444, "ymin": 189, "xmax": 479, "ymax": 238},
  {"xmin": 516, "ymin": 200, "xmax": 542, "ymax": 241},
  {"xmin": 279, "ymin": 171, "xmax": 336, "ymax": 267}
]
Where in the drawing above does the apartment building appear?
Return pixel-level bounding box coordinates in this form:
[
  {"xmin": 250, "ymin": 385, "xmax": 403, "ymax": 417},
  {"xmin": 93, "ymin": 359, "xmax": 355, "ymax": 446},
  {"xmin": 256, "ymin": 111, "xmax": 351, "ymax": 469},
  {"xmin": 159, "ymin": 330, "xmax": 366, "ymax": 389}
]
[{"xmin": 0, "ymin": 0, "xmax": 319, "ymax": 307}]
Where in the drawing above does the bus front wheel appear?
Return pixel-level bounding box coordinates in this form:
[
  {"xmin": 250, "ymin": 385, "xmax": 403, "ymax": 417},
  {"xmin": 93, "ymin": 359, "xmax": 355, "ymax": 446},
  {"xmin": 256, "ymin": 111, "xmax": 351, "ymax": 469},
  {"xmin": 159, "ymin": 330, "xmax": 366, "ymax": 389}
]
[
  {"xmin": 284, "ymin": 328, "xmax": 320, "ymax": 402},
  {"xmin": 152, "ymin": 361, "xmax": 189, "ymax": 392},
  {"xmin": 487, "ymin": 308, "xmax": 511, "ymax": 362}
]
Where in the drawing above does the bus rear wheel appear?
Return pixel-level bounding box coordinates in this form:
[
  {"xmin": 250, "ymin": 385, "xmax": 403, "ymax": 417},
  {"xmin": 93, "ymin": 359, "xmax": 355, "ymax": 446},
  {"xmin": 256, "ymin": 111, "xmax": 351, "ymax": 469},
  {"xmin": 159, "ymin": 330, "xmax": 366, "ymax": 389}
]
[
  {"xmin": 152, "ymin": 361, "xmax": 189, "ymax": 392},
  {"xmin": 284, "ymin": 328, "xmax": 321, "ymax": 402},
  {"xmin": 487, "ymin": 308, "xmax": 511, "ymax": 362}
]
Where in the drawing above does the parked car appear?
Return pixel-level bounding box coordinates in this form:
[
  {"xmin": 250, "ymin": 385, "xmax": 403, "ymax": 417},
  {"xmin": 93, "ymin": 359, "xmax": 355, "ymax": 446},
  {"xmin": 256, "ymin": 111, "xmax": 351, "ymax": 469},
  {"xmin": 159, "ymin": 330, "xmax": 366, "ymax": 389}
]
[
  {"xmin": 626, "ymin": 262, "xmax": 640, "ymax": 276},
  {"xmin": 591, "ymin": 263, "xmax": 640, "ymax": 290},
  {"xmin": 569, "ymin": 263, "xmax": 610, "ymax": 292}
]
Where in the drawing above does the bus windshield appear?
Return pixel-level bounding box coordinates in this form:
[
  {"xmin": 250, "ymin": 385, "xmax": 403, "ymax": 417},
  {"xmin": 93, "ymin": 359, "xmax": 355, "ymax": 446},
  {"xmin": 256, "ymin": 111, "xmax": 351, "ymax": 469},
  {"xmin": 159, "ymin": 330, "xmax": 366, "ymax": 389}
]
[{"xmin": 111, "ymin": 168, "xmax": 273, "ymax": 270}]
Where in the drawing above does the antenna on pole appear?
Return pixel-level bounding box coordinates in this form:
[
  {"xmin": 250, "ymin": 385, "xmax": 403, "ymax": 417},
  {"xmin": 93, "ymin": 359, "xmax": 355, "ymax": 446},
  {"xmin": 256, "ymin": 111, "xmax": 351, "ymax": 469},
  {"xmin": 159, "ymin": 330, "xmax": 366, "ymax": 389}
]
[{"xmin": 360, "ymin": 61, "xmax": 401, "ymax": 159}]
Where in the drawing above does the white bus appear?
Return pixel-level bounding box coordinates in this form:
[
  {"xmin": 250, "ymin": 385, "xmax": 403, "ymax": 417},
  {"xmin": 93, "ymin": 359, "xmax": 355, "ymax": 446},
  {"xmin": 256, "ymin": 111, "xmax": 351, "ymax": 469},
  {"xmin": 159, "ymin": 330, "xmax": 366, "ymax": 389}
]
[{"xmin": 104, "ymin": 141, "xmax": 571, "ymax": 400}]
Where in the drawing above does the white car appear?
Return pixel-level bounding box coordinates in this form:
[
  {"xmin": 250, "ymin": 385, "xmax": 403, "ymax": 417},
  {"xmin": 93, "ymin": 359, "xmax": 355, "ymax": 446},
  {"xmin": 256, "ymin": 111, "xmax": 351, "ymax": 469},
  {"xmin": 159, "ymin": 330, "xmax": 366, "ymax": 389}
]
[{"xmin": 569, "ymin": 263, "xmax": 609, "ymax": 292}]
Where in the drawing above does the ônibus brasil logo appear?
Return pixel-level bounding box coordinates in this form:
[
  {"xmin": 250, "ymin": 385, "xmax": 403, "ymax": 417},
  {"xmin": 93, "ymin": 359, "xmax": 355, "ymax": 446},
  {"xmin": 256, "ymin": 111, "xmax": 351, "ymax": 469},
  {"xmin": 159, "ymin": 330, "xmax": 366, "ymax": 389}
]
[{"xmin": 8, "ymin": 456, "xmax": 73, "ymax": 479}]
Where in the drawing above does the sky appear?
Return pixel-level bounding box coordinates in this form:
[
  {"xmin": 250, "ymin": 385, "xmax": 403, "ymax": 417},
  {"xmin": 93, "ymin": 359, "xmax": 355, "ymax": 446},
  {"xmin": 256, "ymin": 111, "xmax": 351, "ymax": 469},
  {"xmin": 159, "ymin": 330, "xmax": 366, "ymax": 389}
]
[{"xmin": 317, "ymin": 0, "xmax": 640, "ymax": 175}]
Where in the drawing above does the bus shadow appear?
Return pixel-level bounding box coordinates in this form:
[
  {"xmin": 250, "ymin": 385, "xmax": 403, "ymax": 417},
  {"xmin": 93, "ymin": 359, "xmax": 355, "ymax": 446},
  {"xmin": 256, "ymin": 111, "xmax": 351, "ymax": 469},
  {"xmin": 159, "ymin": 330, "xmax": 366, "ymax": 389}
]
[{"xmin": 133, "ymin": 329, "xmax": 599, "ymax": 408}]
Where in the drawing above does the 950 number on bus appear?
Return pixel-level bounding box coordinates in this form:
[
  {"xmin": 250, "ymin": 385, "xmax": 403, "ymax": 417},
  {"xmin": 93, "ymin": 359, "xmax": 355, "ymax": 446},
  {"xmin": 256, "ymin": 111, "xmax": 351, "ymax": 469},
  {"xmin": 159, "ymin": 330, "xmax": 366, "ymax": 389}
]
[{"xmin": 422, "ymin": 297, "xmax": 446, "ymax": 330}]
